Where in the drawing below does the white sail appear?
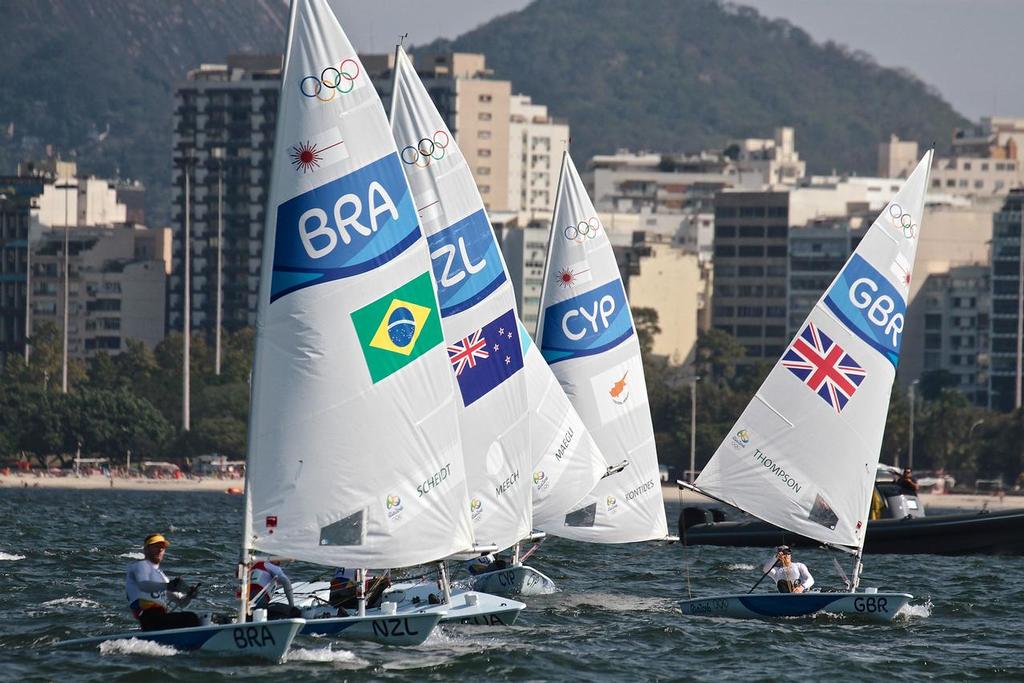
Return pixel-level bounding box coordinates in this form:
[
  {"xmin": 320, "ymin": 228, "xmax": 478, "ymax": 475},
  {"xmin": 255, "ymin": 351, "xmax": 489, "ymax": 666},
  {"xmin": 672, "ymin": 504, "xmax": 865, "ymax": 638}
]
[
  {"xmin": 695, "ymin": 151, "xmax": 934, "ymax": 549},
  {"xmin": 245, "ymin": 0, "xmax": 475, "ymax": 568},
  {"xmin": 535, "ymin": 151, "xmax": 668, "ymax": 543},
  {"xmin": 389, "ymin": 47, "xmax": 531, "ymax": 551},
  {"xmin": 519, "ymin": 322, "xmax": 608, "ymax": 530}
]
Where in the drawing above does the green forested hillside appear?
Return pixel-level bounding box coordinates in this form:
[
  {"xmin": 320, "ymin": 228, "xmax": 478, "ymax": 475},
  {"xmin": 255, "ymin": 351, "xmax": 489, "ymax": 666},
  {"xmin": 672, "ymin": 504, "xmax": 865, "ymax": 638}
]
[{"xmin": 431, "ymin": 0, "xmax": 970, "ymax": 172}]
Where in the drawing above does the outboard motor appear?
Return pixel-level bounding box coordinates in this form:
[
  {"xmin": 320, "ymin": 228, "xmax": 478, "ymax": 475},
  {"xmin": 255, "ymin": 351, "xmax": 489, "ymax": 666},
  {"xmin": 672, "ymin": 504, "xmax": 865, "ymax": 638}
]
[
  {"xmin": 679, "ymin": 507, "xmax": 711, "ymax": 536},
  {"xmin": 876, "ymin": 483, "xmax": 925, "ymax": 519}
]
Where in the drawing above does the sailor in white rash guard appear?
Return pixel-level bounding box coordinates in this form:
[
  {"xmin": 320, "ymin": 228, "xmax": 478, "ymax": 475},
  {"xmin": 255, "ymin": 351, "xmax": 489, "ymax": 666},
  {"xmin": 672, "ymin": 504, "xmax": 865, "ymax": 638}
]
[{"xmin": 761, "ymin": 545, "xmax": 814, "ymax": 593}]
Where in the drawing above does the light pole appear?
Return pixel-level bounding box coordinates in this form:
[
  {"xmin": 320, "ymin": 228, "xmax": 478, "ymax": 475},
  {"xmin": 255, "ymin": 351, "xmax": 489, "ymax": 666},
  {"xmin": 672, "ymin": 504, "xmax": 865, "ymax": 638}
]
[
  {"xmin": 908, "ymin": 379, "xmax": 919, "ymax": 470},
  {"xmin": 55, "ymin": 179, "xmax": 76, "ymax": 393},
  {"xmin": 180, "ymin": 152, "xmax": 195, "ymax": 432},
  {"xmin": 212, "ymin": 147, "xmax": 225, "ymax": 377},
  {"xmin": 689, "ymin": 375, "xmax": 700, "ymax": 483}
]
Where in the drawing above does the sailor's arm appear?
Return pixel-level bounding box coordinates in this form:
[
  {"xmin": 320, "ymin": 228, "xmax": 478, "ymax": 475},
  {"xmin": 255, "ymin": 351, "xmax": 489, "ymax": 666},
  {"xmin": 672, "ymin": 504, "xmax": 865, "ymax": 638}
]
[
  {"xmin": 798, "ymin": 563, "xmax": 814, "ymax": 590},
  {"xmin": 129, "ymin": 564, "xmax": 168, "ymax": 593}
]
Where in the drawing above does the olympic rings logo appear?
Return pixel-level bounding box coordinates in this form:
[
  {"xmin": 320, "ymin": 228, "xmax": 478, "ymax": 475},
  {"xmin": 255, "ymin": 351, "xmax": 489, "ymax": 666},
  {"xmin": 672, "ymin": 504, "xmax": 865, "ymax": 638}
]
[
  {"xmin": 887, "ymin": 202, "xmax": 917, "ymax": 239},
  {"xmin": 299, "ymin": 58, "xmax": 360, "ymax": 102},
  {"xmin": 401, "ymin": 131, "xmax": 450, "ymax": 168},
  {"xmin": 563, "ymin": 217, "xmax": 601, "ymax": 243}
]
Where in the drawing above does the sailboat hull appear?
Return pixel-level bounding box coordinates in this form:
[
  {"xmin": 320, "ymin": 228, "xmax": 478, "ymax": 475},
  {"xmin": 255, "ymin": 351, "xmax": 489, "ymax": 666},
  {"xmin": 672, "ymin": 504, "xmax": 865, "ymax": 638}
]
[
  {"xmin": 287, "ymin": 580, "xmax": 525, "ymax": 626},
  {"xmin": 468, "ymin": 563, "xmax": 558, "ymax": 597},
  {"xmin": 679, "ymin": 592, "xmax": 912, "ymax": 622},
  {"xmin": 54, "ymin": 619, "xmax": 305, "ymax": 661},
  {"xmin": 294, "ymin": 610, "xmax": 440, "ymax": 645}
]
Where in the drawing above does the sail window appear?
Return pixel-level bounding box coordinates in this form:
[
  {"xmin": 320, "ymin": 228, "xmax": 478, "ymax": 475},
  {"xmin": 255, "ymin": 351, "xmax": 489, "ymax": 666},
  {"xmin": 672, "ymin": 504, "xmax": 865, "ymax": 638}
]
[{"xmin": 318, "ymin": 509, "xmax": 366, "ymax": 546}]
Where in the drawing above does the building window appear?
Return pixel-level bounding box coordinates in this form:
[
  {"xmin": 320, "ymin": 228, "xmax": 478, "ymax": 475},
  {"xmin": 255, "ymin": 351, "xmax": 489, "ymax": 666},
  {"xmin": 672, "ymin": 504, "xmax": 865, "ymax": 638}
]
[
  {"xmin": 477, "ymin": 167, "xmax": 491, "ymax": 175},
  {"xmin": 946, "ymin": 179, "xmax": 956, "ymax": 187},
  {"xmin": 478, "ymin": 94, "xmax": 492, "ymax": 103},
  {"xmin": 478, "ymin": 130, "xmax": 491, "ymax": 139},
  {"xmin": 478, "ymin": 112, "xmax": 492, "ymax": 121},
  {"xmin": 479, "ymin": 148, "xmax": 492, "ymax": 157},
  {"xmin": 975, "ymin": 180, "xmax": 984, "ymax": 189},
  {"xmin": 479, "ymin": 185, "xmax": 491, "ymax": 193}
]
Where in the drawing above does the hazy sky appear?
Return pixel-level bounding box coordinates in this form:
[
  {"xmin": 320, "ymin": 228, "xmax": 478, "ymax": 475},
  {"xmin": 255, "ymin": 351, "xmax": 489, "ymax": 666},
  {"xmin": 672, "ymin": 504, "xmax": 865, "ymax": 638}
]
[{"xmin": 329, "ymin": 0, "xmax": 1021, "ymax": 123}]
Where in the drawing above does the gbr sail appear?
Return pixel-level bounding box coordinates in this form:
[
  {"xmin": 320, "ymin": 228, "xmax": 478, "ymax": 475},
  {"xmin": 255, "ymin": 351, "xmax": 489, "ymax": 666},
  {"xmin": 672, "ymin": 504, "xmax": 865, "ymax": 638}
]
[
  {"xmin": 535, "ymin": 151, "xmax": 668, "ymax": 543},
  {"xmin": 389, "ymin": 47, "xmax": 532, "ymax": 551},
  {"xmin": 695, "ymin": 151, "xmax": 934, "ymax": 549},
  {"xmin": 245, "ymin": 0, "xmax": 474, "ymax": 568}
]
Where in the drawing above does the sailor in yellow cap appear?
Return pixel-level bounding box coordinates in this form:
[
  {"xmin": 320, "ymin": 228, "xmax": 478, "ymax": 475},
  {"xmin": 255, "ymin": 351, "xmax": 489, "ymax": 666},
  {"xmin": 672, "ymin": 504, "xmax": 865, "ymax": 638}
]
[{"xmin": 125, "ymin": 533, "xmax": 201, "ymax": 631}]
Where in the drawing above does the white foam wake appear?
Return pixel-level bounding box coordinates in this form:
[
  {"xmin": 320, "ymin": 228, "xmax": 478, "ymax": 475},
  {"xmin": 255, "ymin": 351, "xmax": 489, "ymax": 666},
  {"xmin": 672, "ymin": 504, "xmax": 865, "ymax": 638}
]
[
  {"xmin": 41, "ymin": 597, "xmax": 101, "ymax": 609},
  {"xmin": 119, "ymin": 552, "xmax": 145, "ymax": 560},
  {"xmin": 0, "ymin": 551, "xmax": 26, "ymax": 561},
  {"xmin": 898, "ymin": 598, "xmax": 932, "ymax": 619},
  {"xmin": 287, "ymin": 645, "xmax": 365, "ymax": 664},
  {"xmin": 727, "ymin": 563, "xmax": 755, "ymax": 571},
  {"xmin": 99, "ymin": 638, "xmax": 179, "ymax": 657}
]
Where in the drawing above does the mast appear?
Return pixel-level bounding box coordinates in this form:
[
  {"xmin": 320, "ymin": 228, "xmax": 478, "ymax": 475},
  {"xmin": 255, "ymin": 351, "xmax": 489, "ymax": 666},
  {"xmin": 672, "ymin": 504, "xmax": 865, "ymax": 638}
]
[
  {"xmin": 238, "ymin": 0, "xmax": 299, "ymax": 623},
  {"xmin": 533, "ymin": 149, "xmax": 568, "ymax": 339}
]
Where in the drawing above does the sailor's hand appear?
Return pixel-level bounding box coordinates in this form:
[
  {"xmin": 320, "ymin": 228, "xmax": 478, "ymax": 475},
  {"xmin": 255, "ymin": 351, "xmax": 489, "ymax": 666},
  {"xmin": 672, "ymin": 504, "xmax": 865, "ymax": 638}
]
[{"xmin": 793, "ymin": 585, "xmax": 805, "ymax": 593}]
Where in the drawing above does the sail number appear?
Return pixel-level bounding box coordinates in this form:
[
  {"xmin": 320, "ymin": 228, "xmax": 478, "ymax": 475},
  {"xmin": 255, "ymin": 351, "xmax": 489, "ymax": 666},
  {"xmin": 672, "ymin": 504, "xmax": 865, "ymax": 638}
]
[
  {"xmin": 232, "ymin": 625, "xmax": 277, "ymax": 649},
  {"xmin": 853, "ymin": 596, "xmax": 889, "ymax": 613},
  {"xmin": 562, "ymin": 295, "xmax": 616, "ymax": 341},
  {"xmin": 299, "ymin": 181, "xmax": 398, "ymax": 258},
  {"xmin": 849, "ymin": 278, "xmax": 903, "ymax": 346},
  {"xmin": 371, "ymin": 617, "xmax": 420, "ymax": 638}
]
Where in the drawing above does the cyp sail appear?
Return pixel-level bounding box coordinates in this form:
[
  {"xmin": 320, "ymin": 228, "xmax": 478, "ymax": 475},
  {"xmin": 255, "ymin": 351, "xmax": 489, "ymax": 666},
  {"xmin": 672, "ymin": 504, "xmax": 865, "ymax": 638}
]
[
  {"xmin": 245, "ymin": 0, "xmax": 474, "ymax": 569},
  {"xmin": 535, "ymin": 151, "xmax": 668, "ymax": 543},
  {"xmin": 695, "ymin": 151, "xmax": 934, "ymax": 549}
]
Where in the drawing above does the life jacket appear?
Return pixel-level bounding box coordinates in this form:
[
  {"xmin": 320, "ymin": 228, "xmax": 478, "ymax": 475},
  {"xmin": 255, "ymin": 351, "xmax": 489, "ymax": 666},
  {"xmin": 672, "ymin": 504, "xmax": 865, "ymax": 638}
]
[{"xmin": 242, "ymin": 561, "xmax": 276, "ymax": 602}]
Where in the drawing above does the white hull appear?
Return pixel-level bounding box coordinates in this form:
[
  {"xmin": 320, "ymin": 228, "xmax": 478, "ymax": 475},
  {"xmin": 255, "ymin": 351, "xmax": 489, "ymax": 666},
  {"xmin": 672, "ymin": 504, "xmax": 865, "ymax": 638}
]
[
  {"xmin": 289, "ymin": 580, "xmax": 525, "ymax": 626},
  {"xmin": 679, "ymin": 591, "xmax": 912, "ymax": 622},
  {"xmin": 55, "ymin": 618, "xmax": 304, "ymax": 661},
  {"xmin": 468, "ymin": 564, "xmax": 557, "ymax": 597},
  {"xmin": 292, "ymin": 608, "xmax": 441, "ymax": 645}
]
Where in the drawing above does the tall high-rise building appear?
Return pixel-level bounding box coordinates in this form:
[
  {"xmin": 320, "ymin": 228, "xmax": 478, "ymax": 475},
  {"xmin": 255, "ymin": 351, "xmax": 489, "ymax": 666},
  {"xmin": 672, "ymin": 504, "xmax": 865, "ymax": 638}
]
[
  {"xmin": 989, "ymin": 189, "xmax": 1024, "ymax": 410},
  {"xmin": 0, "ymin": 176, "xmax": 43, "ymax": 364},
  {"xmin": 169, "ymin": 55, "xmax": 282, "ymax": 335},
  {"xmin": 508, "ymin": 95, "xmax": 568, "ymax": 215}
]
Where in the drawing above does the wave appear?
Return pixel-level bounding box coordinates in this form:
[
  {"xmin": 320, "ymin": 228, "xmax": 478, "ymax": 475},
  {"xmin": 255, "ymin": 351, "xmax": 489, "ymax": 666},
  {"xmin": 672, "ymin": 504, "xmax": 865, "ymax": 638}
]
[
  {"xmin": 41, "ymin": 597, "xmax": 101, "ymax": 609},
  {"xmin": 119, "ymin": 552, "xmax": 145, "ymax": 560},
  {"xmin": 898, "ymin": 598, "xmax": 932, "ymax": 620},
  {"xmin": 727, "ymin": 563, "xmax": 755, "ymax": 571},
  {"xmin": 100, "ymin": 638, "xmax": 179, "ymax": 657},
  {"xmin": 287, "ymin": 645, "xmax": 365, "ymax": 664},
  {"xmin": 0, "ymin": 551, "xmax": 26, "ymax": 561}
]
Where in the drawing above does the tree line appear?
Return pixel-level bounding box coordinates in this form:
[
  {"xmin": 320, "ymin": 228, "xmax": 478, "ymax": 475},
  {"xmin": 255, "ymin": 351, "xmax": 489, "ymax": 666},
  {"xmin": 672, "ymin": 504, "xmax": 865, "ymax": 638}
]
[{"xmin": 3, "ymin": 317, "xmax": 1022, "ymax": 489}]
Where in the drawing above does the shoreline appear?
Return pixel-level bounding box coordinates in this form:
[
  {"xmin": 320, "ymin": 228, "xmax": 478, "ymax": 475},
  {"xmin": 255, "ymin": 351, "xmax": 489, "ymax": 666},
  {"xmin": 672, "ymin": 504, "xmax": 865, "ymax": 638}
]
[
  {"xmin": 0, "ymin": 473, "xmax": 241, "ymax": 492},
  {"xmin": 2, "ymin": 475, "xmax": 1019, "ymax": 512}
]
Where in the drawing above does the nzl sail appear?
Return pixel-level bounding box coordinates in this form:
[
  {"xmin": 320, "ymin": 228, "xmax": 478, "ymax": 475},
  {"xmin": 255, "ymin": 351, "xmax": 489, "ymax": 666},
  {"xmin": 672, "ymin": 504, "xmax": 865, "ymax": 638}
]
[
  {"xmin": 389, "ymin": 47, "xmax": 531, "ymax": 551},
  {"xmin": 695, "ymin": 151, "xmax": 934, "ymax": 550},
  {"xmin": 535, "ymin": 151, "xmax": 668, "ymax": 543},
  {"xmin": 244, "ymin": 0, "xmax": 474, "ymax": 569}
]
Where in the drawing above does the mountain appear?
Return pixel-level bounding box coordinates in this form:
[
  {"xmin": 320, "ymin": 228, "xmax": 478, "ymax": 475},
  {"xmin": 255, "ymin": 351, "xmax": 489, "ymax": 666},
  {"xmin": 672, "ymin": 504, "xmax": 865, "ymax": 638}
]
[
  {"xmin": 0, "ymin": 0, "xmax": 287, "ymax": 225},
  {"xmin": 426, "ymin": 0, "xmax": 970, "ymax": 174}
]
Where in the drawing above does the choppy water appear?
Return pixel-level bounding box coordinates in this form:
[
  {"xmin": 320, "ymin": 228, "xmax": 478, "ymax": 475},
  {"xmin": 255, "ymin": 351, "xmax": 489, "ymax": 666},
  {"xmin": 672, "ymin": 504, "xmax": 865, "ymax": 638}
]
[{"xmin": 1, "ymin": 489, "xmax": 1021, "ymax": 681}]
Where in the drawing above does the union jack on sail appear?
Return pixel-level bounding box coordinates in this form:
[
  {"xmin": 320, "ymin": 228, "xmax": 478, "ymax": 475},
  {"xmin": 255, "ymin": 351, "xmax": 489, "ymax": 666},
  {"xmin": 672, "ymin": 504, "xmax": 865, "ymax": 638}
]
[
  {"xmin": 781, "ymin": 322, "xmax": 866, "ymax": 414},
  {"xmin": 448, "ymin": 330, "xmax": 489, "ymax": 376}
]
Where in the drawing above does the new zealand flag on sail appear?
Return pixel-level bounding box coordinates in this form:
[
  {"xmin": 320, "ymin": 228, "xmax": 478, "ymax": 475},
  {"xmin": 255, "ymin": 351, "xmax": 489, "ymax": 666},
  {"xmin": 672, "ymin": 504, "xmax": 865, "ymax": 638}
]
[
  {"xmin": 781, "ymin": 322, "xmax": 866, "ymax": 414},
  {"xmin": 447, "ymin": 309, "xmax": 524, "ymax": 407}
]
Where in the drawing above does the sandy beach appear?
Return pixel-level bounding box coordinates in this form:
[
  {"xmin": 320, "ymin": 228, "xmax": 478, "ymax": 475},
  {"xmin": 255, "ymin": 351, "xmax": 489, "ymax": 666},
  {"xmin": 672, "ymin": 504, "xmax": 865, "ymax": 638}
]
[{"xmin": 0, "ymin": 473, "xmax": 241, "ymax": 493}]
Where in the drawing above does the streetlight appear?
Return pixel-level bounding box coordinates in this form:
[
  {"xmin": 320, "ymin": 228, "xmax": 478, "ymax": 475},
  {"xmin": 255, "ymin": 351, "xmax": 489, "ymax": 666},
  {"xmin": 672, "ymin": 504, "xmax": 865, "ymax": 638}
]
[
  {"xmin": 908, "ymin": 379, "xmax": 919, "ymax": 470},
  {"xmin": 54, "ymin": 177, "xmax": 76, "ymax": 394},
  {"xmin": 211, "ymin": 146, "xmax": 225, "ymax": 377},
  {"xmin": 689, "ymin": 375, "xmax": 700, "ymax": 483}
]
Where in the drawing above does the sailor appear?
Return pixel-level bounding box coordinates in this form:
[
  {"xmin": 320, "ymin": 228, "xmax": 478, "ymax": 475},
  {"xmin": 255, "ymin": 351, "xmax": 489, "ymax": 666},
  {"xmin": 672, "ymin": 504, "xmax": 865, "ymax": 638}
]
[
  {"xmin": 328, "ymin": 567, "xmax": 391, "ymax": 612},
  {"xmin": 896, "ymin": 467, "xmax": 919, "ymax": 495},
  {"xmin": 761, "ymin": 545, "xmax": 814, "ymax": 594},
  {"xmin": 125, "ymin": 533, "xmax": 201, "ymax": 631},
  {"xmin": 243, "ymin": 557, "xmax": 300, "ymax": 620},
  {"xmin": 465, "ymin": 553, "xmax": 508, "ymax": 576}
]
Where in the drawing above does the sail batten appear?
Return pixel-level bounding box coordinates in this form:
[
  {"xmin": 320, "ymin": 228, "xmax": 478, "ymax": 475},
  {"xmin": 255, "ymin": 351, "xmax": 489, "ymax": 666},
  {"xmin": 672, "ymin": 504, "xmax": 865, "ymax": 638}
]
[
  {"xmin": 245, "ymin": 0, "xmax": 475, "ymax": 568},
  {"xmin": 695, "ymin": 151, "xmax": 934, "ymax": 549},
  {"xmin": 535, "ymin": 152, "xmax": 668, "ymax": 543}
]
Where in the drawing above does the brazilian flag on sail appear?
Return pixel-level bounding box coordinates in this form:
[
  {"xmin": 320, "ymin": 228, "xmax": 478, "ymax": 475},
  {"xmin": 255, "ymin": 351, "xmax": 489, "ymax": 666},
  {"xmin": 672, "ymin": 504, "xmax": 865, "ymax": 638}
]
[{"xmin": 352, "ymin": 272, "xmax": 444, "ymax": 383}]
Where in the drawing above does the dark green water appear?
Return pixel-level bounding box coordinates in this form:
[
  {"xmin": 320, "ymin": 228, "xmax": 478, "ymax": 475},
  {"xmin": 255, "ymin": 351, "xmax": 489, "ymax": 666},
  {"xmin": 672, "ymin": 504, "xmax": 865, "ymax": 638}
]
[{"xmin": 1, "ymin": 489, "xmax": 1021, "ymax": 681}]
